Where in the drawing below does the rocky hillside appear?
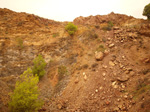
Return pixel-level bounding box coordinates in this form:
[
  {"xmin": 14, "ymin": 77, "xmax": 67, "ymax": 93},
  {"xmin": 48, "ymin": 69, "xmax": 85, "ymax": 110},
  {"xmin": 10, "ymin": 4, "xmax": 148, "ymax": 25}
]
[{"xmin": 0, "ymin": 8, "xmax": 150, "ymax": 112}]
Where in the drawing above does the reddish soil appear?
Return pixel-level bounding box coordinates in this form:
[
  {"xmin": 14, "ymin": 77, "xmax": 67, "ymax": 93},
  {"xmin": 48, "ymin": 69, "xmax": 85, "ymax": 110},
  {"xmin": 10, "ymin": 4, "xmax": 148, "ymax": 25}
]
[{"xmin": 0, "ymin": 8, "xmax": 150, "ymax": 112}]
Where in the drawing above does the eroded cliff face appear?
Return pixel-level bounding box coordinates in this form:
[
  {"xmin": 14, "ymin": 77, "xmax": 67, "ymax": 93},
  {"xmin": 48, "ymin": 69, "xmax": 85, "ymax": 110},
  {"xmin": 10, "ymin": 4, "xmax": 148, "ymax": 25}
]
[
  {"xmin": 1, "ymin": 8, "xmax": 150, "ymax": 112},
  {"xmin": 73, "ymin": 12, "xmax": 134, "ymax": 25}
]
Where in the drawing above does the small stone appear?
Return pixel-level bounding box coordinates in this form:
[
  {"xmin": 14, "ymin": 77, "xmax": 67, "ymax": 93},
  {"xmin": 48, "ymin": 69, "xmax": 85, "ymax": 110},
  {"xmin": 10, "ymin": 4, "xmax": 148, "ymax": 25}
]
[
  {"xmin": 75, "ymin": 79, "xmax": 79, "ymax": 84},
  {"xmin": 117, "ymin": 75, "xmax": 129, "ymax": 82},
  {"xmin": 84, "ymin": 75, "xmax": 87, "ymax": 81},
  {"xmin": 99, "ymin": 86, "xmax": 103, "ymax": 90},
  {"xmin": 107, "ymin": 38, "xmax": 111, "ymax": 41},
  {"xmin": 120, "ymin": 64, "xmax": 124, "ymax": 68},
  {"xmin": 109, "ymin": 43, "xmax": 115, "ymax": 48},
  {"xmin": 102, "ymin": 72, "xmax": 106, "ymax": 76},
  {"xmin": 109, "ymin": 61, "xmax": 115, "ymax": 66},
  {"xmin": 102, "ymin": 65, "xmax": 107, "ymax": 68},
  {"xmin": 57, "ymin": 104, "xmax": 62, "ymax": 110},
  {"xmin": 83, "ymin": 72, "xmax": 85, "ymax": 75},
  {"xmin": 95, "ymin": 89, "xmax": 98, "ymax": 93},
  {"xmin": 117, "ymin": 99, "xmax": 121, "ymax": 102},
  {"xmin": 118, "ymin": 105, "xmax": 122, "ymax": 109},
  {"xmin": 144, "ymin": 58, "xmax": 150, "ymax": 63},
  {"xmin": 113, "ymin": 107, "xmax": 119, "ymax": 111},
  {"xmin": 130, "ymin": 71, "xmax": 135, "ymax": 76},
  {"xmin": 113, "ymin": 27, "xmax": 120, "ymax": 30},
  {"xmin": 125, "ymin": 70, "xmax": 130, "ymax": 74},
  {"xmin": 127, "ymin": 68, "xmax": 132, "ymax": 71},
  {"xmin": 122, "ymin": 85, "xmax": 125, "ymax": 88},
  {"xmin": 112, "ymin": 81, "xmax": 118, "ymax": 88},
  {"xmin": 129, "ymin": 95, "xmax": 133, "ymax": 99},
  {"xmin": 101, "ymin": 97, "xmax": 105, "ymax": 100},
  {"xmin": 112, "ymin": 81, "xmax": 116, "ymax": 86},
  {"xmin": 104, "ymin": 50, "xmax": 109, "ymax": 56},
  {"xmin": 121, "ymin": 40, "xmax": 124, "ymax": 43},
  {"xmin": 124, "ymin": 95, "xmax": 128, "ymax": 99},
  {"xmin": 105, "ymin": 101, "xmax": 110, "ymax": 105},
  {"xmin": 95, "ymin": 51, "xmax": 104, "ymax": 61},
  {"xmin": 122, "ymin": 56, "xmax": 125, "ymax": 59}
]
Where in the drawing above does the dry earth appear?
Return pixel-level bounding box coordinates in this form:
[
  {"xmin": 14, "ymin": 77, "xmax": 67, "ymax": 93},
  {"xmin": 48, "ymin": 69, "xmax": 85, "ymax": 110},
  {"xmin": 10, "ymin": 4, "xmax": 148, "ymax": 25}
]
[{"xmin": 0, "ymin": 8, "xmax": 150, "ymax": 112}]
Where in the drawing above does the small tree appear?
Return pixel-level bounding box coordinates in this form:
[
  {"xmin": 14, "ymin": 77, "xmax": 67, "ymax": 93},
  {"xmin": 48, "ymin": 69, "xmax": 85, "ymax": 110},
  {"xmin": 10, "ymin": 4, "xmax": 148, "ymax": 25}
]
[
  {"xmin": 9, "ymin": 68, "xmax": 43, "ymax": 112},
  {"xmin": 32, "ymin": 55, "xmax": 46, "ymax": 79},
  {"xmin": 65, "ymin": 22, "xmax": 77, "ymax": 35},
  {"xmin": 143, "ymin": 3, "xmax": 150, "ymax": 20}
]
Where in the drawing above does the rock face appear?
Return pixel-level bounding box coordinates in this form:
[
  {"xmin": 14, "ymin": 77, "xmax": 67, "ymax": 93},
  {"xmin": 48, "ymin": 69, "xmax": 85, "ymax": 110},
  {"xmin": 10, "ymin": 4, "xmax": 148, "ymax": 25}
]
[
  {"xmin": 1, "ymin": 7, "xmax": 150, "ymax": 112},
  {"xmin": 73, "ymin": 12, "xmax": 134, "ymax": 25}
]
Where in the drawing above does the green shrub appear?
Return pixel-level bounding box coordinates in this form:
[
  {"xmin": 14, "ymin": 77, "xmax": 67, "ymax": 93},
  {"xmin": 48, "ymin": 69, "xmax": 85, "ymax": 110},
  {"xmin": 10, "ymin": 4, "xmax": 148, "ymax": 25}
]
[
  {"xmin": 143, "ymin": 3, "xmax": 150, "ymax": 20},
  {"xmin": 65, "ymin": 23, "xmax": 77, "ymax": 35},
  {"xmin": 9, "ymin": 68, "xmax": 43, "ymax": 112},
  {"xmin": 32, "ymin": 55, "xmax": 46, "ymax": 79},
  {"xmin": 58, "ymin": 65, "xmax": 68, "ymax": 81}
]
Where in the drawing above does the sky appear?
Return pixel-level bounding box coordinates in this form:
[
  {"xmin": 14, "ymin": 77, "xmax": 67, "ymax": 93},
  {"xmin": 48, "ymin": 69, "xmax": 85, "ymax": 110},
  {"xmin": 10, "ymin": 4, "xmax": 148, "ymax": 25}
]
[{"xmin": 0, "ymin": 0, "xmax": 149, "ymax": 21}]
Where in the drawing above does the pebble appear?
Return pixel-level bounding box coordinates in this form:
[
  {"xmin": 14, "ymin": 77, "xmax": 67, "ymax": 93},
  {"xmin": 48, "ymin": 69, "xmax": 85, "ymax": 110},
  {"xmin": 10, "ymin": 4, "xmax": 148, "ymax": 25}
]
[
  {"xmin": 112, "ymin": 81, "xmax": 118, "ymax": 88},
  {"xmin": 95, "ymin": 51, "xmax": 104, "ymax": 61},
  {"xmin": 102, "ymin": 72, "xmax": 106, "ymax": 76},
  {"xmin": 130, "ymin": 71, "xmax": 135, "ymax": 77},
  {"xmin": 117, "ymin": 99, "xmax": 121, "ymax": 102},
  {"xmin": 109, "ymin": 61, "xmax": 115, "ymax": 66},
  {"xmin": 109, "ymin": 43, "xmax": 115, "ymax": 48},
  {"xmin": 75, "ymin": 78, "xmax": 79, "ymax": 84},
  {"xmin": 102, "ymin": 65, "xmax": 108, "ymax": 68},
  {"xmin": 99, "ymin": 86, "xmax": 103, "ymax": 90},
  {"xmin": 95, "ymin": 89, "xmax": 98, "ymax": 93},
  {"xmin": 122, "ymin": 85, "xmax": 126, "ymax": 88},
  {"xmin": 84, "ymin": 75, "xmax": 87, "ymax": 81},
  {"xmin": 124, "ymin": 95, "xmax": 128, "ymax": 99},
  {"xmin": 125, "ymin": 70, "xmax": 130, "ymax": 74},
  {"xmin": 101, "ymin": 97, "xmax": 105, "ymax": 100}
]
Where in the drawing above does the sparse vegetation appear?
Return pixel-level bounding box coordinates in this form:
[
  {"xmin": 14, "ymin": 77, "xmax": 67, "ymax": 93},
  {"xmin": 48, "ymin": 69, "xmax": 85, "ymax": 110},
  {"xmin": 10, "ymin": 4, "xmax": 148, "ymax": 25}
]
[
  {"xmin": 9, "ymin": 68, "xmax": 43, "ymax": 112},
  {"xmin": 133, "ymin": 77, "xmax": 150, "ymax": 100},
  {"xmin": 65, "ymin": 22, "xmax": 77, "ymax": 35},
  {"xmin": 143, "ymin": 3, "xmax": 150, "ymax": 20},
  {"xmin": 96, "ymin": 44, "xmax": 106, "ymax": 52},
  {"xmin": 32, "ymin": 55, "xmax": 46, "ymax": 79},
  {"xmin": 95, "ymin": 25, "xmax": 100, "ymax": 29},
  {"xmin": 133, "ymin": 84, "xmax": 150, "ymax": 100},
  {"xmin": 52, "ymin": 33, "xmax": 59, "ymax": 37},
  {"xmin": 58, "ymin": 65, "xmax": 68, "ymax": 81},
  {"xmin": 102, "ymin": 21, "xmax": 114, "ymax": 31},
  {"xmin": 16, "ymin": 38, "xmax": 24, "ymax": 49},
  {"xmin": 87, "ymin": 30, "xmax": 98, "ymax": 39}
]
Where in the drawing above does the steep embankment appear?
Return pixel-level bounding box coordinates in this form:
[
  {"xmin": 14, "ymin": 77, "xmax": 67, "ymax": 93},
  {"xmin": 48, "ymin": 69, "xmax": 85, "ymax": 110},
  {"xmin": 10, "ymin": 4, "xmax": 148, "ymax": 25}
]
[{"xmin": 0, "ymin": 8, "xmax": 150, "ymax": 112}]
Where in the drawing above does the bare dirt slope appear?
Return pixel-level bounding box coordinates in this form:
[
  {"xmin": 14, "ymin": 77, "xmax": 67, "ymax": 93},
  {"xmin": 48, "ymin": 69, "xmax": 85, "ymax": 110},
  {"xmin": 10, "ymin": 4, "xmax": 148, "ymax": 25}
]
[{"xmin": 0, "ymin": 8, "xmax": 150, "ymax": 112}]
